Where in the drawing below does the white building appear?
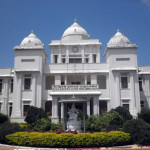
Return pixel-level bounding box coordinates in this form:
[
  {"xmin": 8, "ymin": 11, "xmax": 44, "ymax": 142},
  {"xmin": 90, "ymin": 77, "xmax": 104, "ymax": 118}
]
[{"xmin": 0, "ymin": 20, "xmax": 149, "ymax": 123}]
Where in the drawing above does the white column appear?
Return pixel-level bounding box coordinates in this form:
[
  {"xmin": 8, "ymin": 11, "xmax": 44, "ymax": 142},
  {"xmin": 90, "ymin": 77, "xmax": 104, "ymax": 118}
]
[
  {"xmin": 106, "ymin": 74, "xmax": 109, "ymax": 90},
  {"xmin": 130, "ymin": 72, "xmax": 137, "ymax": 118},
  {"xmin": 145, "ymin": 75, "xmax": 150, "ymax": 108},
  {"xmin": 66, "ymin": 46, "xmax": 69, "ymax": 63},
  {"xmin": 58, "ymin": 47, "xmax": 61, "ymax": 63},
  {"xmin": 145, "ymin": 75, "xmax": 150, "ymax": 98},
  {"xmin": 11, "ymin": 73, "xmax": 22, "ymax": 118},
  {"xmin": 65, "ymin": 75, "xmax": 67, "ymax": 85},
  {"xmin": 107, "ymin": 100, "xmax": 111, "ymax": 112},
  {"xmin": 93, "ymin": 96, "xmax": 99, "ymax": 115},
  {"xmin": 51, "ymin": 47, "xmax": 54, "ymax": 63},
  {"xmin": 97, "ymin": 45, "xmax": 100, "ymax": 63},
  {"xmin": 84, "ymin": 75, "xmax": 87, "ymax": 85},
  {"xmin": 61, "ymin": 102, "xmax": 63, "ymax": 120},
  {"xmin": 134, "ymin": 72, "xmax": 141, "ymax": 113},
  {"xmin": 89, "ymin": 46, "xmax": 93, "ymax": 63},
  {"xmin": 115, "ymin": 72, "xmax": 121, "ymax": 107},
  {"xmin": 52, "ymin": 96, "xmax": 59, "ymax": 123},
  {"xmin": 81, "ymin": 46, "xmax": 84, "ymax": 63},
  {"xmin": 87, "ymin": 100, "xmax": 90, "ymax": 116},
  {"xmin": 1, "ymin": 78, "xmax": 9, "ymax": 114},
  {"xmin": 55, "ymin": 75, "xmax": 61, "ymax": 85},
  {"xmin": 32, "ymin": 74, "xmax": 37, "ymax": 106},
  {"xmin": 91, "ymin": 74, "xmax": 97, "ymax": 84}
]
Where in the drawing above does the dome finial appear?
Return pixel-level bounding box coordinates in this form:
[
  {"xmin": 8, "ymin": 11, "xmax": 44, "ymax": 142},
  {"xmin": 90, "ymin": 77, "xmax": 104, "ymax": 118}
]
[
  {"xmin": 74, "ymin": 18, "xmax": 77, "ymax": 22},
  {"xmin": 31, "ymin": 30, "xmax": 34, "ymax": 34},
  {"xmin": 117, "ymin": 29, "xmax": 119, "ymax": 32}
]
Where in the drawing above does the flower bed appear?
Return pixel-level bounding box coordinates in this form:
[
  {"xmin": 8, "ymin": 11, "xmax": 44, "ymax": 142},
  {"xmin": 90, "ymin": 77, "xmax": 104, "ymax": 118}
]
[{"xmin": 6, "ymin": 131, "xmax": 130, "ymax": 148}]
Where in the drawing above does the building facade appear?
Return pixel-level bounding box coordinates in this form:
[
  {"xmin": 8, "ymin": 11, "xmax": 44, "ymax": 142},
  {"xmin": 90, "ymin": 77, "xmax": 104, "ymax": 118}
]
[{"xmin": 0, "ymin": 20, "xmax": 150, "ymax": 123}]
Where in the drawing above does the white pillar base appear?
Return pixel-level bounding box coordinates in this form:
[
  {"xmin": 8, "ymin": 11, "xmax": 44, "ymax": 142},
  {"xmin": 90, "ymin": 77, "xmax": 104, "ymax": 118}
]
[
  {"xmin": 130, "ymin": 108, "xmax": 137, "ymax": 118},
  {"xmin": 51, "ymin": 117, "xmax": 59, "ymax": 124}
]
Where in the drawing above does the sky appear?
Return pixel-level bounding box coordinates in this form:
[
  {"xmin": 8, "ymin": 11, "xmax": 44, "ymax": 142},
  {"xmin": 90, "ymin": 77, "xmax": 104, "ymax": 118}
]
[{"xmin": 0, "ymin": 0, "xmax": 150, "ymax": 68}]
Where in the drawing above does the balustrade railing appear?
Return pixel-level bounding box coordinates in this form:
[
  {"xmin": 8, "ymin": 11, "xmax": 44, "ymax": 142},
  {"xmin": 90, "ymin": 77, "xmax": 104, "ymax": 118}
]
[{"xmin": 52, "ymin": 84, "xmax": 99, "ymax": 91}]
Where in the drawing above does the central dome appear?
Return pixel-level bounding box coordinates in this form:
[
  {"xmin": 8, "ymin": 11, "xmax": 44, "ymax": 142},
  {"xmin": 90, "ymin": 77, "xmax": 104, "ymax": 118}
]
[{"xmin": 61, "ymin": 19, "xmax": 89, "ymax": 40}]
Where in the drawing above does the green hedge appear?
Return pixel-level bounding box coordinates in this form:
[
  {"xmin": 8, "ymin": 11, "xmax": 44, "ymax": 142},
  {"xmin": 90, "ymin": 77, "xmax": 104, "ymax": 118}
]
[{"xmin": 6, "ymin": 131, "xmax": 130, "ymax": 148}]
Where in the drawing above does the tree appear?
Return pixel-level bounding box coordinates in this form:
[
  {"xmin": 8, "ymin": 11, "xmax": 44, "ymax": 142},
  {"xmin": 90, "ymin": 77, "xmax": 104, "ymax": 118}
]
[
  {"xmin": 25, "ymin": 106, "xmax": 47, "ymax": 125},
  {"xmin": 138, "ymin": 107, "xmax": 150, "ymax": 124},
  {"xmin": 110, "ymin": 106, "xmax": 133, "ymax": 123},
  {"xmin": 123, "ymin": 119, "xmax": 150, "ymax": 145}
]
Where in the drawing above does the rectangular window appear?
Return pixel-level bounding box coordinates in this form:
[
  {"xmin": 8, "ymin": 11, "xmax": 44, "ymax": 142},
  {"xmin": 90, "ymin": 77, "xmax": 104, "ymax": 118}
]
[
  {"xmin": 54, "ymin": 55, "xmax": 58, "ymax": 63},
  {"xmin": 71, "ymin": 82, "xmax": 80, "ymax": 85},
  {"xmin": 99, "ymin": 101, "xmax": 107, "ymax": 115},
  {"xmin": 85, "ymin": 58, "xmax": 89, "ymax": 63},
  {"xmin": 9, "ymin": 103, "xmax": 12, "ymax": 116},
  {"xmin": 10, "ymin": 79, "xmax": 13, "ymax": 93},
  {"xmin": 122, "ymin": 100, "xmax": 129, "ymax": 110},
  {"xmin": 116, "ymin": 58, "xmax": 130, "ymax": 61},
  {"xmin": 93, "ymin": 54, "xmax": 97, "ymax": 63},
  {"xmin": 123, "ymin": 104, "xmax": 129, "ymax": 110},
  {"xmin": 61, "ymin": 82, "xmax": 65, "ymax": 85},
  {"xmin": 23, "ymin": 105, "xmax": 30, "ymax": 116},
  {"xmin": 21, "ymin": 59, "xmax": 35, "ymax": 62},
  {"xmin": 0, "ymin": 79, "xmax": 2, "ymax": 94},
  {"xmin": 69, "ymin": 58, "xmax": 82, "ymax": 63},
  {"xmin": 62, "ymin": 58, "xmax": 66, "ymax": 63},
  {"xmin": 121, "ymin": 74, "xmax": 128, "ymax": 89},
  {"xmin": 45, "ymin": 101, "xmax": 52, "ymax": 116},
  {"xmin": 141, "ymin": 101, "xmax": 144, "ymax": 108},
  {"xmin": 139, "ymin": 77, "xmax": 143, "ymax": 91},
  {"xmin": 24, "ymin": 75, "xmax": 31, "ymax": 90}
]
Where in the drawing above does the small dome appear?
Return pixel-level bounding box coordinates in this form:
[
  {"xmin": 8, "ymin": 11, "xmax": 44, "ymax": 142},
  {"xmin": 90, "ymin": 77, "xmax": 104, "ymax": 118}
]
[
  {"xmin": 61, "ymin": 19, "xmax": 89, "ymax": 39},
  {"xmin": 107, "ymin": 30, "xmax": 131, "ymax": 47},
  {"xmin": 20, "ymin": 31, "xmax": 43, "ymax": 46}
]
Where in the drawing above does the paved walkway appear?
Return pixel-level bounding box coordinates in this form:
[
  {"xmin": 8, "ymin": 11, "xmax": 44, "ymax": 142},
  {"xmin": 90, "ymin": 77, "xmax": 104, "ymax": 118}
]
[{"xmin": 0, "ymin": 144, "xmax": 150, "ymax": 150}]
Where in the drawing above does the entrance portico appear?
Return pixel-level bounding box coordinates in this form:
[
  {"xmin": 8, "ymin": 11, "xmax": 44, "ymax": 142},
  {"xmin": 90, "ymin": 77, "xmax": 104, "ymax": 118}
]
[{"xmin": 50, "ymin": 87, "xmax": 101, "ymax": 124}]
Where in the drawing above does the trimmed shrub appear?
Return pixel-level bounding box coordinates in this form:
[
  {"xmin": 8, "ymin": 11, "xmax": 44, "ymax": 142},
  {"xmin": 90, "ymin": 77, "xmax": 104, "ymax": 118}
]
[
  {"xmin": 123, "ymin": 119, "xmax": 150, "ymax": 145},
  {"xmin": 110, "ymin": 106, "xmax": 133, "ymax": 123},
  {"xmin": 25, "ymin": 106, "xmax": 47, "ymax": 125},
  {"xmin": 0, "ymin": 122, "xmax": 23, "ymax": 143},
  {"xmin": 138, "ymin": 107, "xmax": 150, "ymax": 124},
  {"xmin": 6, "ymin": 131, "xmax": 130, "ymax": 148},
  {"xmin": 0, "ymin": 113, "xmax": 9, "ymax": 124}
]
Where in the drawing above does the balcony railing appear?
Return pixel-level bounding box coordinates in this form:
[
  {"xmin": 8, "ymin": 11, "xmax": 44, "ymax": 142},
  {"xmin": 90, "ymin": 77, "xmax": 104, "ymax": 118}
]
[{"xmin": 52, "ymin": 85, "xmax": 99, "ymax": 91}]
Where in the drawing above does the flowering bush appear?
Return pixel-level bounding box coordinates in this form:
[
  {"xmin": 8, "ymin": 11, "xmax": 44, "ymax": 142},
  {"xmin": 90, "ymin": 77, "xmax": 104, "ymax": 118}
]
[{"xmin": 52, "ymin": 129, "xmax": 78, "ymax": 134}]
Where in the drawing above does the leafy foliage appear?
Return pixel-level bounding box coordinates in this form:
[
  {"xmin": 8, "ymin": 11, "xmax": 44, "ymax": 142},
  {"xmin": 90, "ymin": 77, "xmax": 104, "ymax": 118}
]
[
  {"xmin": 6, "ymin": 131, "xmax": 130, "ymax": 148},
  {"xmin": 104, "ymin": 111, "xmax": 124, "ymax": 127},
  {"xmin": 32, "ymin": 118, "xmax": 52, "ymax": 132},
  {"xmin": 0, "ymin": 113, "xmax": 9, "ymax": 124},
  {"xmin": 85, "ymin": 115, "xmax": 106, "ymax": 132},
  {"xmin": 138, "ymin": 107, "xmax": 150, "ymax": 124},
  {"xmin": 0, "ymin": 122, "xmax": 24, "ymax": 143},
  {"xmin": 85, "ymin": 112, "xmax": 124, "ymax": 132},
  {"xmin": 25, "ymin": 106, "xmax": 47, "ymax": 125},
  {"xmin": 110, "ymin": 106, "xmax": 133, "ymax": 123},
  {"xmin": 123, "ymin": 119, "xmax": 150, "ymax": 145}
]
